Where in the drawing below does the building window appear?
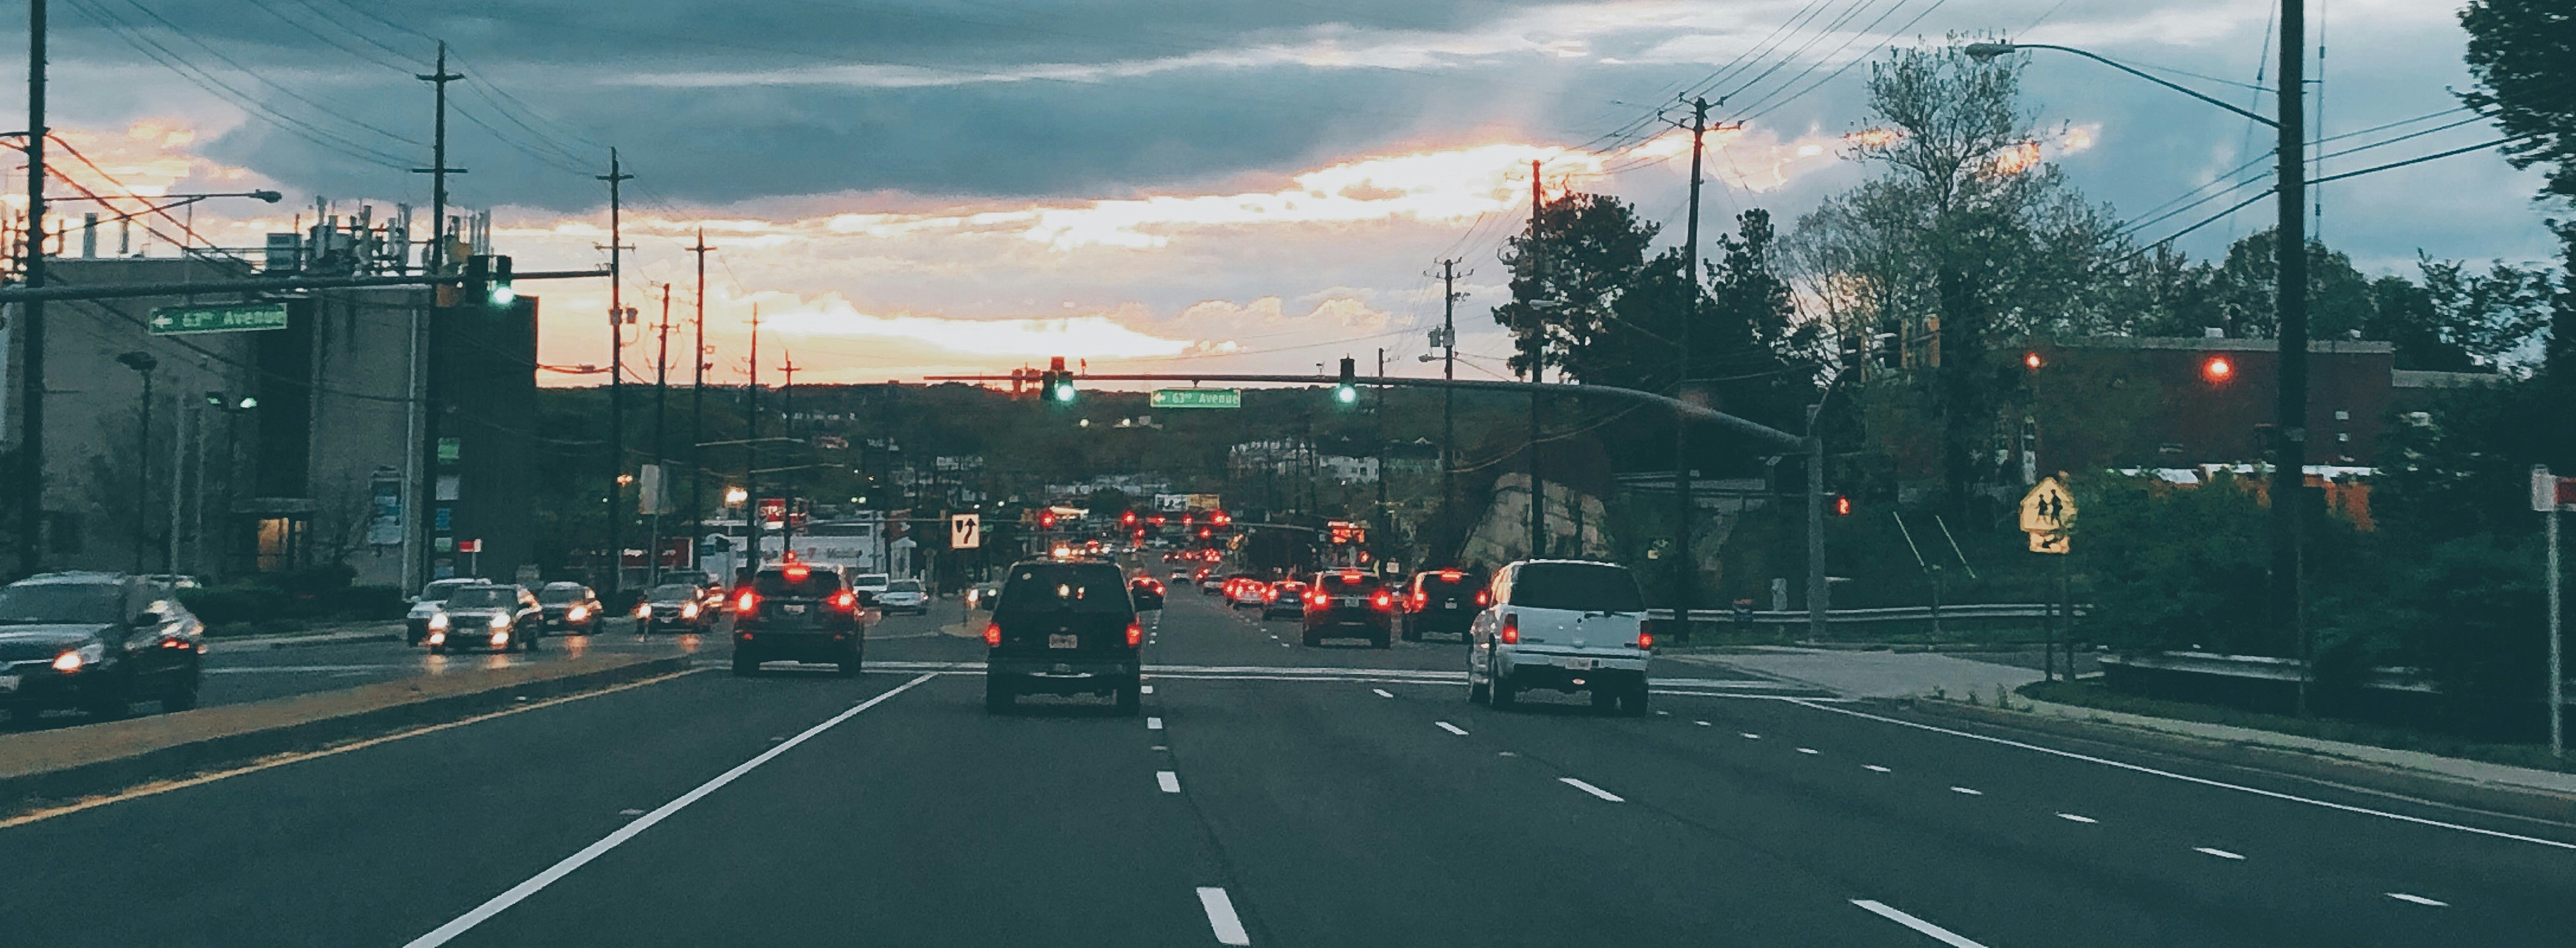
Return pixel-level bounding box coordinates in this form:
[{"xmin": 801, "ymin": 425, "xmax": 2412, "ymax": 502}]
[{"xmin": 256, "ymin": 516, "xmax": 304, "ymax": 573}]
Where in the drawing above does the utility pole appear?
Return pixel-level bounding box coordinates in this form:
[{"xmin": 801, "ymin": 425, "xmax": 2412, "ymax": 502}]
[
  {"xmin": 687, "ymin": 229, "xmax": 713, "ymax": 556},
  {"xmin": 1673, "ymin": 95, "xmax": 1712, "ymax": 638},
  {"xmin": 2274, "ymin": 0, "xmax": 2312, "ymax": 717},
  {"xmin": 408, "ymin": 41, "xmax": 465, "ymax": 592},
  {"xmin": 778, "ymin": 351, "xmax": 798, "ymax": 554},
  {"xmin": 1374, "ymin": 346, "xmax": 1388, "ymax": 558},
  {"xmin": 1431, "ymin": 259, "xmax": 1466, "ymax": 565},
  {"xmin": 412, "ymin": 43, "xmax": 464, "ymax": 275},
  {"xmin": 649, "ymin": 283, "xmax": 671, "ymax": 586},
  {"xmin": 744, "ymin": 305, "xmax": 762, "ymax": 571},
  {"xmin": 1526, "ymin": 159, "xmax": 1546, "ymax": 560},
  {"xmin": 596, "ymin": 149, "xmax": 632, "ymax": 594},
  {"xmin": 18, "ymin": 0, "xmax": 46, "ymax": 577}
]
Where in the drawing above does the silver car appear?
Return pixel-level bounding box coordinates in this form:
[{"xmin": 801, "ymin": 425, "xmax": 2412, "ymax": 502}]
[{"xmin": 1466, "ymin": 560, "xmax": 1653, "ymax": 715}]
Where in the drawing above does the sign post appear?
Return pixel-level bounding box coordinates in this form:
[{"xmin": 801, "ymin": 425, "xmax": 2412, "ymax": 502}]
[
  {"xmin": 2536, "ymin": 466, "xmax": 2575, "ymax": 758},
  {"xmin": 2020, "ymin": 477, "xmax": 2076, "ymax": 682}
]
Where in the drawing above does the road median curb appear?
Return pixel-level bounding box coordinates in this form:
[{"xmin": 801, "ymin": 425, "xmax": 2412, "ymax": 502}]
[
  {"xmin": 0, "ymin": 654, "xmax": 693, "ymax": 818},
  {"xmin": 1904, "ymin": 698, "xmax": 2576, "ymax": 828}
]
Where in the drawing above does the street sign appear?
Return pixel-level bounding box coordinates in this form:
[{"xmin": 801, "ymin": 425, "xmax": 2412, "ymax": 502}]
[
  {"xmin": 2019, "ymin": 476, "xmax": 2075, "ymax": 554},
  {"xmin": 2534, "ymin": 466, "xmax": 2576, "ymax": 512},
  {"xmin": 950, "ymin": 513, "xmax": 981, "ymax": 549},
  {"xmin": 1149, "ymin": 388, "xmax": 1241, "ymax": 409},
  {"xmin": 457, "ymin": 539, "xmax": 483, "ymax": 553},
  {"xmin": 148, "ymin": 302, "xmax": 289, "ymax": 335}
]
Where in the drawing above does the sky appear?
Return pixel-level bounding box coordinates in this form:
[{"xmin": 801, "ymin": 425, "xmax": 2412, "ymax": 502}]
[{"xmin": 3, "ymin": 0, "xmax": 2557, "ymax": 388}]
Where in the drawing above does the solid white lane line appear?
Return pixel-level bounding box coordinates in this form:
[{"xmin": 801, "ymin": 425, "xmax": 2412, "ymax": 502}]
[
  {"xmin": 1435, "ymin": 721, "xmax": 1469, "ymax": 736},
  {"xmin": 2057, "ymin": 813, "xmax": 2098, "ymax": 823},
  {"xmin": 1791, "ymin": 699, "xmax": 2576, "ymax": 852},
  {"xmin": 1864, "ymin": 765, "xmax": 1892, "ymax": 773},
  {"xmin": 2385, "ymin": 892, "xmax": 2448, "ymax": 907},
  {"xmin": 1850, "ymin": 899, "xmax": 1989, "ymax": 948},
  {"xmin": 1147, "ymin": 717, "xmax": 1165, "ymax": 730},
  {"xmin": 1158, "ymin": 770, "xmax": 1183, "ymax": 793},
  {"xmin": 1372, "ymin": 688, "xmax": 1394, "ymax": 698},
  {"xmin": 400, "ymin": 673, "xmax": 935, "ymax": 948},
  {"xmin": 1560, "ymin": 777, "xmax": 1625, "ymax": 802},
  {"xmin": 1950, "ymin": 786, "xmax": 1983, "ymax": 796},
  {"xmin": 2195, "ymin": 846, "xmax": 2246, "ymax": 860},
  {"xmin": 1797, "ymin": 747, "xmax": 1820, "ymax": 755},
  {"xmin": 1197, "ymin": 887, "xmax": 1253, "ymax": 945}
]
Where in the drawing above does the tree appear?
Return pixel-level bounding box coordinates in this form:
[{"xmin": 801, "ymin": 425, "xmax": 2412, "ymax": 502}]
[
  {"xmin": 1491, "ymin": 192, "xmax": 1662, "ymax": 381},
  {"xmin": 2459, "ymin": 0, "xmax": 2576, "ymax": 374}
]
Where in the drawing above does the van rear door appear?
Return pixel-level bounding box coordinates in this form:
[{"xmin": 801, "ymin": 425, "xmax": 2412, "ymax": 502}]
[{"xmin": 1503, "ymin": 562, "xmax": 1646, "ymax": 651}]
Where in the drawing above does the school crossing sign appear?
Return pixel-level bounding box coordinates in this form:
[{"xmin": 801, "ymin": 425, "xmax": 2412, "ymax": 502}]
[{"xmin": 2019, "ymin": 477, "xmax": 2076, "ymax": 554}]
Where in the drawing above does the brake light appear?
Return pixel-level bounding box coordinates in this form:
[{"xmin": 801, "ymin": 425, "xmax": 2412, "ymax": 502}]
[
  {"xmin": 784, "ymin": 563, "xmax": 809, "ymax": 582},
  {"xmin": 1475, "ymin": 590, "xmax": 1491, "ymax": 606},
  {"xmin": 1411, "ymin": 592, "xmax": 1427, "ymax": 608},
  {"xmin": 830, "ymin": 590, "xmax": 856, "ymax": 610},
  {"xmin": 1501, "ymin": 613, "xmax": 1519, "ymax": 645},
  {"xmin": 1126, "ymin": 621, "xmax": 1144, "ymax": 648},
  {"xmin": 983, "ymin": 622, "xmax": 1002, "ymax": 647},
  {"xmin": 1340, "ymin": 570, "xmax": 1361, "ymax": 583},
  {"xmin": 1372, "ymin": 590, "xmax": 1393, "ymax": 610},
  {"xmin": 1439, "ymin": 569, "xmax": 1461, "ymax": 581},
  {"xmin": 1264, "ymin": 590, "xmax": 1276, "ymax": 602},
  {"xmin": 736, "ymin": 589, "xmax": 757, "ymax": 613},
  {"xmin": 1637, "ymin": 629, "xmax": 1655, "ymax": 650}
]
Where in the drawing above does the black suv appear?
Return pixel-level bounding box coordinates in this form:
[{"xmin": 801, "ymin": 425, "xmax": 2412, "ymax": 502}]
[
  {"xmin": 731, "ymin": 563, "xmax": 864, "ymax": 676},
  {"xmin": 984, "ymin": 559, "xmax": 1142, "ymax": 714},
  {"xmin": 0, "ymin": 572, "xmax": 205, "ymax": 722},
  {"xmin": 1400, "ymin": 569, "xmax": 1482, "ymax": 642},
  {"xmin": 1302, "ymin": 569, "xmax": 1395, "ymax": 648}
]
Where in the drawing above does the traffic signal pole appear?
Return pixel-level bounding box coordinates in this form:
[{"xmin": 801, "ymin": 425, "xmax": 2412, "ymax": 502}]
[{"xmin": 2273, "ymin": 0, "xmax": 2313, "ymax": 717}]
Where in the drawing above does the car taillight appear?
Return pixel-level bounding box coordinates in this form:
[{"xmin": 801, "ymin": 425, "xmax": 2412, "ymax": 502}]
[
  {"xmin": 830, "ymin": 590, "xmax": 856, "ymax": 610},
  {"xmin": 1126, "ymin": 621, "xmax": 1144, "ymax": 648},
  {"xmin": 1372, "ymin": 590, "xmax": 1393, "ymax": 610},
  {"xmin": 1476, "ymin": 590, "xmax": 1491, "ymax": 606},
  {"xmin": 1411, "ymin": 592, "xmax": 1426, "ymax": 608},
  {"xmin": 1439, "ymin": 569, "xmax": 1462, "ymax": 581},
  {"xmin": 1637, "ymin": 629, "xmax": 1655, "ymax": 650},
  {"xmin": 1264, "ymin": 590, "xmax": 1276, "ymax": 602},
  {"xmin": 1501, "ymin": 613, "xmax": 1519, "ymax": 645},
  {"xmin": 736, "ymin": 590, "xmax": 758, "ymax": 613},
  {"xmin": 983, "ymin": 622, "xmax": 1002, "ymax": 647}
]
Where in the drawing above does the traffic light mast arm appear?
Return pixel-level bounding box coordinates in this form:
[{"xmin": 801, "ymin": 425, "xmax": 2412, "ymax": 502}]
[{"xmin": 925, "ymin": 371, "xmax": 1811, "ymax": 450}]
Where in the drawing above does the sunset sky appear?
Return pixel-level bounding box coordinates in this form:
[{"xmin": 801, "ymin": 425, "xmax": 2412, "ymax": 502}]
[{"xmin": 6, "ymin": 0, "xmax": 2554, "ymax": 388}]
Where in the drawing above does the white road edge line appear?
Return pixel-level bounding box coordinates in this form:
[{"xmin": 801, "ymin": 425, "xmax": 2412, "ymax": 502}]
[
  {"xmin": 1158, "ymin": 770, "xmax": 1183, "ymax": 793},
  {"xmin": 1559, "ymin": 777, "xmax": 1625, "ymax": 802},
  {"xmin": 2194, "ymin": 846, "xmax": 2246, "ymax": 860},
  {"xmin": 2057, "ymin": 813, "xmax": 2099, "ymax": 824},
  {"xmin": 400, "ymin": 673, "xmax": 936, "ymax": 948},
  {"xmin": 1147, "ymin": 717, "xmax": 1165, "ymax": 730},
  {"xmin": 1197, "ymin": 887, "xmax": 1253, "ymax": 945},
  {"xmin": 1850, "ymin": 899, "xmax": 1989, "ymax": 948},
  {"xmin": 2385, "ymin": 892, "xmax": 2448, "ymax": 907},
  {"xmin": 1371, "ymin": 688, "xmax": 1394, "ymax": 698},
  {"xmin": 1789, "ymin": 699, "xmax": 2576, "ymax": 852},
  {"xmin": 1434, "ymin": 721, "xmax": 1468, "ymax": 736}
]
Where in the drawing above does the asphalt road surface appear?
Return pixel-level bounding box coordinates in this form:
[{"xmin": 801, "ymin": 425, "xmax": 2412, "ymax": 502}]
[{"xmin": 3, "ymin": 588, "xmax": 2572, "ymax": 946}]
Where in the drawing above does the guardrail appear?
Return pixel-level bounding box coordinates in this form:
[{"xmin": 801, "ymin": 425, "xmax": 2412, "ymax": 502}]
[{"xmin": 1644, "ymin": 604, "xmax": 2085, "ymax": 625}]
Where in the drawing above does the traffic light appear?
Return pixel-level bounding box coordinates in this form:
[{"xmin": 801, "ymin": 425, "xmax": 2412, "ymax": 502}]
[
  {"xmin": 2200, "ymin": 355, "xmax": 2235, "ymax": 385},
  {"xmin": 1038, "ymin": 510, "xmax": 1057, "ymax": 530},
  {"xmin": 1121, "ymin": 510, "xmax": 1138, "ymax": 527},
  {"xmin": 1045, "ymin": 356, "xmax": 1077, "ymax": 403},
  {"xmin": 2022, "ymin": 351, "xmax": 2043, "ymax": 371},
  {"xmin": 462, "ymin": 254, "xmax": 515, "ymax": 309},
  {"xmin": 488, "ymin": 255, "xmax": 514, "ymax": 306},
  {"xmin": 1833, "ymin": 494, "xmax": 1852, "ymax": 516},
  {"xmin": 1334, "ymin": 356, "xmax": 1358, "ymax": 405}
]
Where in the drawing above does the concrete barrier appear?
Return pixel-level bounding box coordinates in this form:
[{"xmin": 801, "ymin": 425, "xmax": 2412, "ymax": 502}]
[{"xmin": 0, "ymin": 653, "xmax": 693, "ymax": 816}]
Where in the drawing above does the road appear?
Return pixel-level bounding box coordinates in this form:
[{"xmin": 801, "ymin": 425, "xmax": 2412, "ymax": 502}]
[{"xmin": 2, "ymin": 586, "xmax": 2572, "ymax": 946}]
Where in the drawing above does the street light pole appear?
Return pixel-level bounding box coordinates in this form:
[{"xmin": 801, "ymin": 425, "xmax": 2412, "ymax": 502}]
[{"xmin": 116, "ymin": 351, "xmax": 157, "ymax": 574}]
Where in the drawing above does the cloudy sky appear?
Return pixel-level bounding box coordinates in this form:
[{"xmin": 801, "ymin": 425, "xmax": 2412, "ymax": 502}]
[{"xmin": 6, "ymin": 0, "xmax": 2555, "ymax": 387}]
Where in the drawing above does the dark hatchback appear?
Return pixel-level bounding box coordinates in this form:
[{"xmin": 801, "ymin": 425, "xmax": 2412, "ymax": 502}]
[
  {"xmin": 1301, "ymin": 569, "xmax": 1395, "ymax": 648},
  {"xmin": 983, "ymin": 560, "xmax": 1142, "ymax": 714},
  {"xmin": 0, "ymin": 573, "xmax": 205, "ymax": 722},
  {"xmin": 1400, "ymin": 569, "xmax": 1482, "ymax": 641},
  {"xmin": 731, "ymin": 564, "xmax": 864, "ymax": 676},
  {"xmin": 536, "ymin": 582, "xmax": 603, "ymax": 634}
]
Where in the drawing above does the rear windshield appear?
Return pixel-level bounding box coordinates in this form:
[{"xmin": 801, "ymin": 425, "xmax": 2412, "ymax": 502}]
[
  {"xmin": 0, "ymin": 582, "xmax": 123, "ymax": 625},
  {"xmin": 755, "ymin": 570, "xmax": 845, "ymax": 597},
  {"xmin": 1417, "ymin": 572, "xmax": 1473, "ymax": 590},
  {"xmin": 1509, "ymin": 563, "xmax": 1644, "ymax": 612},
  {"xmin": 648, "ymin": 584, "xmax": 699, "ymax": 602},
  {"xmin": 852, "ymin": 574, "xmax": 890, "ymax": 587},
  {"xmin": 887, "ymin": 580, "xmax": 921, "ymax": 593},
  {"xmin": 1315, "ymin": 572, "xmax": 1383, "ymax": 591},
  {"xmin": 421, "ymin": 579, "xmax": 478, "ymax": 602},
  {"xmin": 997, "ymin": 563, "xmax": 1132, "ymax": 616},
  {"xmin": 447, "ymin": 586, "xmax": 515, "ymax": 609},
  {"xmin": 538, "ymin": 586, "xmax": 587, "ymax": 603}
]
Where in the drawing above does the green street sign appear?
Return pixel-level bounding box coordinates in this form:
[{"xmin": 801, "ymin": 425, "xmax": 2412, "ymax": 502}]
[
  {"xmin": 148, "ymin": 303, "xmax": 289, "ymax": 335},
  {"xmin": 1149, "ymin": 388, "xmax": 1241, "ymax": 409}
]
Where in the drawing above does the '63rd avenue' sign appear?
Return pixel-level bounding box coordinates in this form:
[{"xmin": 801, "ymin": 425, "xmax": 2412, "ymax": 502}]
[{"xmin": 149, "ymin": 303, "xmax": 289, "ymax": 335}]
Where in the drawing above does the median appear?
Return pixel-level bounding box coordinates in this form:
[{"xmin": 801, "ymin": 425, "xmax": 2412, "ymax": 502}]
[{"xmin": 0, "ymin": 652, "xmax": 694, "ymax": 818}]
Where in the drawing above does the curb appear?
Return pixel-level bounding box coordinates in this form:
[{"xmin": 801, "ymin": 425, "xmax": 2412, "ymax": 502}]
[
  {"xmin": 1906, "ymin": 698, "xmax": 2576, "ymax": 828},
  {"xmin": 0, "ymin": 654, "xmax": 693, "ymax": 817}
]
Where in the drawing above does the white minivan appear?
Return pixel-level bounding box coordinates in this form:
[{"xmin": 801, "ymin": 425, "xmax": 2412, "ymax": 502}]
[{"xmin": 1466, "ymin": 559, "xmax": 1653, "ymax": 715}]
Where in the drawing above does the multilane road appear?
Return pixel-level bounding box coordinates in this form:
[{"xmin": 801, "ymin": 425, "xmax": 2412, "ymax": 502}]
[{"xmin": 1, "ymin": 589, "xmax": 2570, "ymax": 946}]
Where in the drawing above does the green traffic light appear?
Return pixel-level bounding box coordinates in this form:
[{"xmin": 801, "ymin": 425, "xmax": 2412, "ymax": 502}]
[
  {"xmin": 1052, "ymin": 381, "xmax": 1077, "ymax": 402},
  {"xmin": 489, "ymin": 283, "xmax": 515, "ymax": 306},
  {"xmin": 1334, "ymin": 385, "xmax": 1357, "ymax": 404}
]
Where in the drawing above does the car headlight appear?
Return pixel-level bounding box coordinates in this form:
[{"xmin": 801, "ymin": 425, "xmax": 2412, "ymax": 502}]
[
  {"xmin": 636, "ymin": 603, "xmax": 652, "ymax": 618},
  {"xmin": 52, "ymin": 642, "xmax": 106, "ymax": 671},
  {"xmin": 489, "ymin": 613, "xmax": 512, "ymax": 629},
  {"xmin": 567, "ymin": 605, "xmax": 588, "ymax": 621},
  {"xmin": 427, "ymin": 612, "xmax": 449, "ymax": 631},
  {"xmin": 682, "ymin": 603, "xmax": 699, "ymax": 618}
]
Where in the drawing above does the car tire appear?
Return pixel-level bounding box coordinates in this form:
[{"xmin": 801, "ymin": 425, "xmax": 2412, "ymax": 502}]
[
  {"xmin": 1491, "ymin": 669, "xmax": 1517, "ymax": 709},
  {"xmin": 732, "ymin": 655, "xmax": 761, "ymax": 677},
  {"xmin": 523, "ymin": 630, "xmax": 542, "ymax": 653},
  {"xmin": 1468, "ymin": 672, "xmax": 1491, "ymax": 705},
  {"xmin": 1591, "ymin": 687, "xmax": 1620, "ymax": 712},
  {"xmin": 1373, "ymin": 632, "xmax": 1392, "ymax": 649},
  {"xmin": 162, "ymin": 670, "xmax": 201, "ymax": 712},
  {"xmin": 80, "ymin": 672, "xmax": 131, "ymax": 719},
  {"xmin": 1619, "ymin": 685, "xmax": 1651, "ymax": 717},
  {"xmin": 1114, "ymin": 682, "xmax": 1141, "ymax": 715},
  {"xmin": 838, "ymin": 647, "xmax": 863, "ymax": 677},
  {"xmin": 985, "ymin": 677, "xmax": 1014, "ymax": 714},
  {"xmin": 1400, "ymin": 625, "xmax": 1420, "ymax": 642}
]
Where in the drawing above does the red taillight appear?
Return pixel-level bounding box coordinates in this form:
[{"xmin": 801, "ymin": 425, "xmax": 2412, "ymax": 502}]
[
  {"xmin": 830, "ymin": 590, "xmax": 856, "ymax": 610},
  {"xmin": 1501, "ymin": 613, "xmax": 1519, "ymax": 645},
  {"xmin": 1372, "ymin": 590, "xmax": 1393, "ymax": 610},
  {"xmin": 1264, "ymin": 590, "xmax": 1276, "ymax": 602},
  {"xmin": 1340, "ymin": 570, "xmax": 1361, "ymax": 583},
  {"xmin": 784, "ymin": 564, "xmax": 809, "ymax": 582},
  {"xmin": 1411, "ymin": 592, "xmax": 1427, "ymax": 608},
  {"xmin": 735, "ymin": 589, "xmax": 758, "ymax": 612},
  {"xmin": 1637, "ymin": 630, "xmax": 1655, "ymax": 650},
  {"xmin": 1439, "ymin": 569, "xmax": 1461, "ymax": 581},
  {"xmin": 1475, "ymin": 590, "xmax": 1491, "ymax": 606},
  {"xmin": 1126, "ymin": 621, "xmax": 1144, "ymax": 648},
  {"xmin": 983, "ymin": 622, "xmax": 1002, "ymax": 647}
]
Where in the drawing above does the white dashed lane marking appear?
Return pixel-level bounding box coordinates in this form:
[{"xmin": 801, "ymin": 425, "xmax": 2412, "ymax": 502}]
[
  {"xmin": 1147, "ymin": 717, "xmax": 1163, "ymax": 730},
  {"xmin": 1864, "ymin": 765, "xmax": 1892, "ymax": 773},
  {"xmin": 1559, "ymin": 777, "xmax": 1625, "ymax": 802},
  {"xmin": 1949, "ymin": 786, "xmax": 1983, "ymax": 796},
  {"xmin": 1851, "ymin": 899, "xmax": 1989, "ymax": 948},
  {"xmin": 2386, "ymin": 892, "xmax": 2448, "ymax": 907},
  {"xmin": 2194, "ymin": 847, "xmax": 2246, "ymax": 860},
  {"xmin": 1156, "ymin": 771, "xmax": 1182, "ymax": 793},
  {"xmin": 1693, "ymin": 720, "xmax": 1711, "ymax": 726},
  {"xmin": 1796, "ymin": 747, "xmax": 1820, "ymax": 755},
  {"xmin": 1371, "ymin": 688, "xmax": 1393, "ymax": 698},
  {"xmin": 2056, "ymin": 813, "xmax": 2098, "ymax": 824},
  {"xmin": 1740, "ymin": 733, "xmax": 1761, "ymax": 740},
  {"xmin": 1434, "ymin": 721, "xmax": 1468, "ymax": 736},
  {"xmin": 1197, "ymin": 887, "xmax": 1252, "ymax": 945}
]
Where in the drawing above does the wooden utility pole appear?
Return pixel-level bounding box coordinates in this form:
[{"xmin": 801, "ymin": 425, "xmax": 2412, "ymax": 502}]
[
  {"xmin": 408, "ymin": 41, "xmax": 466, "ymax": 590},
  {"xmin": 649, "ymin": 283, "xmax": 671, "ymax": 585},
  {"xmin": 1430, "ymin": 258, "xmax": 1466, "ymax": 565},
  {"xmin": 1526, "ymin": 159, "xmax": 1545, "ymax": 560},
  {"xmin": 744, "ymin": 305, "xmax": 762, "ymax": 570},
  {"xmin": 596, "ymin": 150, "xmax": 632, "ymax": 593},
  {"xmin": 687, "ymin": 228, "xmax": 714, "ymax": 548},
  {"xmin": 1673, "ymin": 95, "xmax": 1710, "ymax": 637},
  {"xmin": 2273, "ymin": 0, "xmax": 2313, "ymax": 717},
  {"xmin": 19, "ymin": 0, "xmax": 45, "ymax": 576}
]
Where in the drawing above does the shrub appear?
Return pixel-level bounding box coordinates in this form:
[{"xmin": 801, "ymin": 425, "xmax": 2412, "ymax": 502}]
[
  {"xmin": 178, "ymin": 585, "xmax": 293, "ymax": 627},
  {"xmin": 326, "ymin": 584, "xmax": 408, "ymax": 620}
]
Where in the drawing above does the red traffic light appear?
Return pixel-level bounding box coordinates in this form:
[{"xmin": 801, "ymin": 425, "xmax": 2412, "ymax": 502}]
[
  {"xmin": 2201, "ymin": 355, "xmax": 2235, "ymax": 384},
  {"xmin": 1038, "ymin": 511, "xmax": 1057, "ymax": 528},
  {"xmin": 2022, "ymin": 351, "xmax": 2043, "ymax": 371},
  {"xmin": 1198, "ymin": 528, "xmax": 1213, "ymax": 539},
  {"xmin": 1121, "ymin": 510, "xmax": 1138, "ymax": 526},
  {"xmin": 1833, "ymin": 494, "xmax": 1852, "ymax": 516}
]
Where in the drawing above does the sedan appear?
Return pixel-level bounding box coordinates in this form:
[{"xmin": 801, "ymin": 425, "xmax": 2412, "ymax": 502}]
[
  {"xmin": 0, "ymin": 572, "xmax": 205, "ymax": 722},
  {"xmin": 875, "ymin": 579, "xmax": 930, "ymax": 615},
  {"xmin": 427, "ymin": 584, "xmax": 544, "ymax": 654}
]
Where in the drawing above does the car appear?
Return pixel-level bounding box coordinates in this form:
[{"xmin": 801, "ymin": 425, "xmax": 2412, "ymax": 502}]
[
  {"xmin": 964, "ymin": 583, "xmax": 1001, "ymax": 611},
  {"xmin": 661, "ymin": 569, "xmax": 723, "ymax": 611},
  {"xmin": 1197, "ymin": 568, "xmax": 1224, "ymax": 595},
  {"xmin": 875, "ymin": 579, "xmax": 930, "ymax": 615},
  {"xmin": 1224, "ymin": 574, "xmax": 1268, "ymax": 609},
  {"xmin": 1466, "ymin": 560, "xmax": 1653, "ymax": 715},
  {"xmin": 1128, "ymin": 576, "xmax": 1167, "ymax": 611},
  {"xmin": 406, "ymin": 577, "xmax": 482, "ymax": 646},
  {"xmin": 1167, "ymin": 567, "xmax": 1188, "ymax": 580},
  {"xmin": 983, "ymin": 558, "xmax": 1143, "ymax": 714},
  {"xmin": 536, "ymin": 581, "xmax": 604, "ymax": 634},
  {"xmin": 425, "ymin": 584, "xmax": 544, "ymax": 654},
  {"xmin": 1261, "ymin": 580, "xmax": 1307, "ymax": 620},
  {"xmin": 1400, "ymin": 569, "xmax": 1483, "ymax": 642},
  {"xmin": 636, "ymin": 583, "xmax": 713, "ymax": 633},
  {"xmin": 0, "ymin": 572, "xmax": 206, "ymax": 722},
  {"xmin": 732, "ymin": 561, "xmax": 864, "ymax": 676},
  {"xmin": 848, "ymin": 572, "xmax": 893, "ymax": 600},
  {"xmin": 1301, "ymin": 569, "xmax": 1395, "ymax": 648}
]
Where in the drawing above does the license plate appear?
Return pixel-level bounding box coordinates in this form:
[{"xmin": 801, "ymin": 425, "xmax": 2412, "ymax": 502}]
[
  {"xmin": 783, "ymin": 604, "xmax": 806, "ymax": 615},
  {"xmin": 1559, "ymin": 657, "xmax": 1597, "ymax": 670},
  {"xmin": 1444, "ymin": 602, "xmax": 1458, "ymax": 610},
  {"xmin": 1048, "ymin": 634, "xmax": 1078, "ymax": 649},
  {"xmin": 1337, "ymin": 598, "xmax": 1363, "ymax": 608},
  {"xmin": 0, "ymin": 674, "xmax": 16, "ymax": 692}
]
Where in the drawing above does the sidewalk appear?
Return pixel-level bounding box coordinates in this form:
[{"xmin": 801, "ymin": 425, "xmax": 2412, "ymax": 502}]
[
  {"xmin": 201, "ymin": 622, "xmax": 404, "ymax": 653},
  {"xmin": 2008, "ymin": 696, "xmax": 2576, "ymax": 798},
  {"xmin": 1665, "ymin": 645, "xmax": 2041, "ymax": 700}
]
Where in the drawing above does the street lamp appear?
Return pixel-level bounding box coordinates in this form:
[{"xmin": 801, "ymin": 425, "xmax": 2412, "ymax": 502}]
[
  {"xmin": 115, "ymin": 351, "xmax": 157, "ymax": 572},
  {"xmin": 1978, "ymin": 19, "xmax": 2313, "ymax": 713}
]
